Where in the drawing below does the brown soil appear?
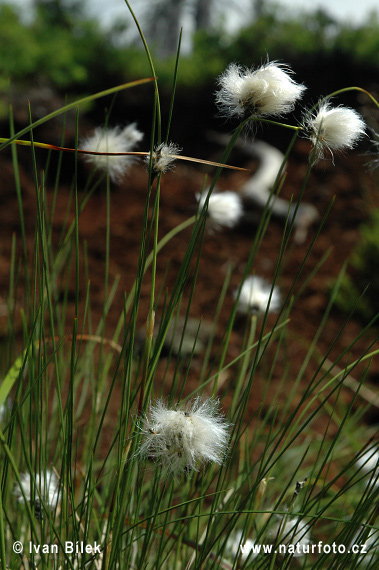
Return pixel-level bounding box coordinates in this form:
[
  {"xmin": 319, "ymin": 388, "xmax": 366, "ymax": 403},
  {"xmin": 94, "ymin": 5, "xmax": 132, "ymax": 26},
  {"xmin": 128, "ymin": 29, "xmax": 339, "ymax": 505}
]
[{"xmin": 0, "ymin": 116, "xmax": 378, "ymax": 444}]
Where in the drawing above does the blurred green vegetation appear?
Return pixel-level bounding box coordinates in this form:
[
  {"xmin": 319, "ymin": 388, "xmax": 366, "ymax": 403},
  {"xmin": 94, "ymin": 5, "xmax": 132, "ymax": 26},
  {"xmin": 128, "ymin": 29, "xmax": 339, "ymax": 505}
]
[
  {"xmin": 0, "ymin": 1, "xmax": 128, "ymax": 92},
  {"xmin": 0, "ymin": 1, "xmax": 378, "ymax": 97},
  {"xmin": 333, "ymin": 209, "xmax": 379, "ymax": 324}
]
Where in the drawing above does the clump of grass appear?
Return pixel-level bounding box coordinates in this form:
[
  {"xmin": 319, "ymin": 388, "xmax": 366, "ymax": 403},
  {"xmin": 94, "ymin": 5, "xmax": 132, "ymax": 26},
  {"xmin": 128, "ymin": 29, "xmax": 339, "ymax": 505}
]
[
  {"xmin": 0, "ymin": 3, "xmax": 378, "ymax": 569},
  {"xmin": 332, "ymin": 208, "xmax": 379, "ymax": 323}
]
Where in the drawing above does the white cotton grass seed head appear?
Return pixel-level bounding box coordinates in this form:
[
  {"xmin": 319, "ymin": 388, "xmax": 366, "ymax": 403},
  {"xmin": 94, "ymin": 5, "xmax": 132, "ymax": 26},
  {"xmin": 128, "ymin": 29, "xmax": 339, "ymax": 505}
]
[
  {"xmin": 0, "ymin": 398, "xmax": 11, "ymax": 423},
  {"xmin": 145, "ymin": 142, "xmax": 182, "ymax": 175},
  {"xmin": 81, "ymin": 123, "xmax": 144, "ymax": 182},
  {"xmin": 225, "ymin": 530, "xmax": 259, "ymax": 563},
  {"xmin": 355, "ymin": 446, "xmax": 379, "ymax": 486},
  {"xmin": 303, "ymin": 101, "xmax": 366, "ymax": 163},
  {"xmin": 14, "ymin": 470, "xmax": 60, "ymax": 517},
  {"xmin": 351, "ymin": 527, "xmax": 379, "ymax": 567},
  {"xmin": 196, "ymin": 190, "xmax": 243, "ymax": 231},
  {"xmin": 137, "ymin": 398, "xmax": 230, "ymax": 477},
  {"xmin": 215, "ymin": 61, "xmax": 306, "ymax": 120},
  {"xmin": 234, "ymin": 276, "xmax": 281, "ymax": 316},
  {"xmin": 278, "ymin": 517, "xmax": 311, "ymax": 557}
]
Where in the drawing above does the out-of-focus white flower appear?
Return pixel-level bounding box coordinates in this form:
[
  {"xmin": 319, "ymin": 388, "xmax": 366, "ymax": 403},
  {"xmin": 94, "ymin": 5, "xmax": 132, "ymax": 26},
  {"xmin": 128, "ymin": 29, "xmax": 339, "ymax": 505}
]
[
  {"xmin": 81, "ymin": 123, "xmax": 143, "ymax": 182},
  {"xmin": 0, "ymin": 398, "xmax": 11, "ymax": 423},
  {"xmin": 351, "ymin": 527, "xmax": 379, "ymax": 567},
  {"xmin": 145, "ymin": 142, "xmax": 182, "ymax": 175},
  {"xmin": 225, "ymin": 530, "xmax": 259, "ymax": 563},
  {"xmin": 196, "ymin": 190, "xmax": 243, "ymax": 231},
  {"xmin": 14, "ymin": 470, "xmax": 60, "ymax": 517},
  {"xmin": 356, "ymin": 446, "xmax": 379, "ymax": 486},
  {"xmin": 234, "ymin": 276, "xmax": 281, "ymax": 316},
  {"xmin": 215, "ymin": 61, "xmax": 306, "ymax": 120},
  {"xmin": 137, "ymin": 398, "xmax": 230, "ymax": 477},
  {"xmin": 303, "ymin": 101, "xmax": 366, "ymax": 163},
  {"xmin": 278, "ymin": 517, "xmax": 311, "ymax": 557}
]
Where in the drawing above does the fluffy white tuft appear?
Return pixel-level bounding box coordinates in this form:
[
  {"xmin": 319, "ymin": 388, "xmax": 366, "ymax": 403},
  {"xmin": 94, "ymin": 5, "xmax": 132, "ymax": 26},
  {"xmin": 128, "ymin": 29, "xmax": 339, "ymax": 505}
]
[
  {"xmin": 196, "ymin": 190, "xmax": 243, "ymax": 231},
  {"xmin": 0, "ymin": 398, "xmax": 11, "ymax": 423},
  {"xmin": 14, "ymin": 470, "xmax": 60, "ymax": 515},
  {"xmin": 225, "ymin": 530, "xmax": 259, "ymax": 562},
  {"xmin": 81, "ymin": 123, "xmax": 143, "ymax": 182},
  {"xmin": 137, "ymin": 398, "xmax": 230, "ymax": 477},
  {"xmin": 303, "ymin": 101, "xmax": 366, "ymax": 163},
  {"xmin": 215, "ymin": 61, "xmax": 306, "ymax": 120},
  {"xmin": 356, "ymin": 446, "xmax": 379, "ymax": 487},
  {"xmin": 145, "ymin": 142, "xmax": 182, "ymax": 175},
  {"xmin": 234, "ymin": 276, "xmax": 281, "ymax": 316},
  {"xmin": 351, "ymin": 527, "xmax": 379, "ymax": 567},
  {"xmin": 278, "ymin": 517, "xmax": 311, "ymax": 557}
]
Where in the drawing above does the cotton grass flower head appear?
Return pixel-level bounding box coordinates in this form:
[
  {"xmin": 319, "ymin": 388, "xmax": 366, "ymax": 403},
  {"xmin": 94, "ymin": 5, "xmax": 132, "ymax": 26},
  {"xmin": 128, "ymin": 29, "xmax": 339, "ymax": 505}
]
[
  {"xmin": 196, "ymin": 189, "xmax": 243, "ymax": 231},
  {"xmin": 215, "ymin": 61, "xmax": 306, "ymax": 120},
  {"xmin": 351, "ymin": 527, "xmax": 379, "ymax": 567},
  {"xmin": 81, "ymin": 123, "xmax": 143, "ymax": 182},
  {"xmin": 145, "ymin": 142, "xmax": 182, "ymax": 176},
  {"xmin": 0, "ymin": 398, "xmax": 11, "ymax": 423},
  {"xmin": 137, "ymin": 398, "xmax": 230, "ymax": 477},
  {"xmin": 303, "ymin": 101, "xmax": 366, "ymax": 163},
  {"xmin": 225, "ymin": 530, "xmax": 259, "ymax": 563},
  {"xmin": 234, "ymin": 276, "xmax": 281, "ymax": 316},
  {"xmin": 277, "ymin": 517, "xmax": 311, "ymax": 557},
  {"xmin": 14, "ymin": 469, "xmax": 60, "ymax": 518},
  {"xmin": 356, "ymin": 446, "xmax": 379, "ymax": 486}
]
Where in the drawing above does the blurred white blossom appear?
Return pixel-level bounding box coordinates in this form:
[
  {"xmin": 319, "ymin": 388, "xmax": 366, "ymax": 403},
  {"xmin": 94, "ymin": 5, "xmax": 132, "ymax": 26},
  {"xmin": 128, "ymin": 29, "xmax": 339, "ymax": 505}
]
[
  {"xmin": 0, "ymin": 398, "xmax": 11, "ymax": 423},
  {"xmin": 81, "ymin": 123, "xmax": 143, "ymax": 182},
  {"xmin": 14, "ymin": 470, "xmax": 60, "ymax": 517},
  {"xmin": 278, "ymin": 517, "xmax": 311, "ymax": 557},
  {"xmin": 234, "ymin": 276, "xmax": 281, "ymax": 316},
  {"xmin": 351, "ymin": 527, "xmax": 379, "ymax": 567},
  {"xmin": 226, "ymin": 530, "xmax": 259, "ymax": 563},
  {"xmin": 145, "ymin": 142, "xmax": 182, "ymax": 175},
  {"xmin": 137, "ymin": 398, "xmax": 230, "ymax": 477},
  {"xmin": 303, "ymin": 101, "xmax": 366, "ymax": 163},
  {"xmin": 215, "ymin": 61, "xmax": 306, "ymax": 120},
  {"xmin": 196, "ymin": 190, "xmax": 243, "ymax": 231},
  {"xmin": 356, "ymin": 446, "xmax": 379, "ymax": 486}
]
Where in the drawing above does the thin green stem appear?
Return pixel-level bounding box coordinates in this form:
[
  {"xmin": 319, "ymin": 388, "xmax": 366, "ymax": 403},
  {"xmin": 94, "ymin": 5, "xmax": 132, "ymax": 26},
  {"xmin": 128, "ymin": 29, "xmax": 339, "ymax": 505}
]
[
  {"xmin": 230, "ymin": 315, "xmax": 257, "ymax": 415},
  {"xmin": 323, "ymin": 86, "xmax": 379, "ymax": 109},
  {"xmin": 0, "ymin": 462, "xmax": 6, "ymax": 570},
  {"xmin": 124, "ymin": 215, "xmax": 196, "ymax": 318},
  {"xmin": 124, "ymin": 0, "xmax": 161, "ymax": 140},
  {"xmin": 248, "ymin": 117, "xmax": 302, "ymax": 131},
  {"xmin": 0, "ymin": 78, "xmax": 154, "ymax": 153}
]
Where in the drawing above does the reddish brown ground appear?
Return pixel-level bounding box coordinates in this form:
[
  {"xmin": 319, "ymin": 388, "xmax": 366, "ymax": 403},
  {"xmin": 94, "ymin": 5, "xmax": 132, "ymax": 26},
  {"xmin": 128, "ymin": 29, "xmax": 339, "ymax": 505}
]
[{"xmin": 0, "ymin": 118, "xmax": 378, "ymax": 448}]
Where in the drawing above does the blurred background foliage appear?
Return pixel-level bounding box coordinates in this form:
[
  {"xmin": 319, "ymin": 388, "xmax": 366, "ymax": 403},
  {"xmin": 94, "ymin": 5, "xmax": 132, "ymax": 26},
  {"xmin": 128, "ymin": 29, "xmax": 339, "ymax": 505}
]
[
  {"xmin": 1, "ymin": 0, "xmax": 378, "ymax": 152},
  {"xmin": 0, "ymin": 0, "xmax": 378, "ymax": 99},
  {"xmin": 0, "ymin": 1, "xmax": 124, "ymax": 92},
  {"xmin": 333, "ymin": 209, "xmax": 379, "ymax": 324}
]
